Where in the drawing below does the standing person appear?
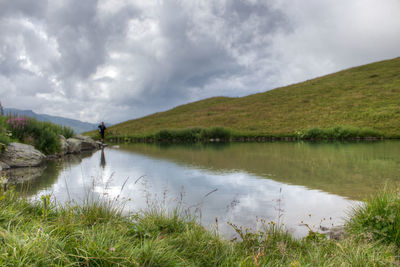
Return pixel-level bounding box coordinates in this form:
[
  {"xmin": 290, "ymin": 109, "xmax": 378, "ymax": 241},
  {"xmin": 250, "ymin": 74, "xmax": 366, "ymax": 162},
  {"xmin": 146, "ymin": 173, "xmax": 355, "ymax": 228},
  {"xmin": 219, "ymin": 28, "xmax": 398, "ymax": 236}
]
[{"xmin": 98, "ymin": 122, "xmax": 106, "ymax": 143}]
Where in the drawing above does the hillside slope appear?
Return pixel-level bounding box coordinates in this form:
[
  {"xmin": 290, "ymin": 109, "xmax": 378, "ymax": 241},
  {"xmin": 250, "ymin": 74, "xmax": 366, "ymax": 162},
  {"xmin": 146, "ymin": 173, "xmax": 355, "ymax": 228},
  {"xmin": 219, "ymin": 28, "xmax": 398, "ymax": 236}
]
[{"xmin": 107, "ymin": 57, "xmax": 400, "ymax": 137}]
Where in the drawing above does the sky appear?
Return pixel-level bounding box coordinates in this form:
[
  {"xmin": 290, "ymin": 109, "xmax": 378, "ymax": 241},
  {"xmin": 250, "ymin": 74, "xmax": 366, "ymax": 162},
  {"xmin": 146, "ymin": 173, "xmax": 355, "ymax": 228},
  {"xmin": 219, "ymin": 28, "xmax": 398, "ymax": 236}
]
[{"xmin": 0, "ymin": 0, "xmax": 399, "ymax": 124}]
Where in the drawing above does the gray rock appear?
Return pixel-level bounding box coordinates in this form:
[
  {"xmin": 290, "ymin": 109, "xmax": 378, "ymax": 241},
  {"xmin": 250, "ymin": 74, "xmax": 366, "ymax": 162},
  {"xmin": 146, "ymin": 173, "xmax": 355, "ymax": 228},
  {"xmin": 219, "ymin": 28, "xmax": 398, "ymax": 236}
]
[
  {"xmin": 6, "ymin": 166, "xmax": 45, "ymax": 183},
  {"xmin": 74, "ymin": 135, "xmax": 99, "ymax": 150},
  {"xmin": 319, "ymin": 225, "xmax": 345, "ymax": 240},
  {"xmin": 0, "ymin": 161, "xmax": 10, "ymax": 171},
  {"xmin": 0, "ymin": 143, "xmax": 46, "ymax": 167},
  {"xmin": 66, "ymin": 138, "xmax": 82, "ymax": 154},
  {"xmin": 59, "ymin": 135, "xmax": 70, "ymax": 155}
]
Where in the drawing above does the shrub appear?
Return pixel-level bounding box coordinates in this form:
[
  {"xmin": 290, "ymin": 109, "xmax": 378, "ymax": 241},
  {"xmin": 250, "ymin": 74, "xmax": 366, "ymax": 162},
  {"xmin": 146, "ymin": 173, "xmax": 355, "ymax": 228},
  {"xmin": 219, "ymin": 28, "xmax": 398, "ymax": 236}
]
[
  {"xmin": 297, "ymin": 126, "xmax": 382, "ymax": 140},
  {"xmin": 0, "ymin": 117, "xmax": 11, "ymax": 154},
  {"xmin": 200, "ymin": 126, "xmax": 231, "ymax": 140},
  {"xmin": 347, "ymin": 189, "xmax": 400, "ymax": 247},
  {"xmin": 154, "ymin": 129, "xmax": 174, "ymax": 141},
  {"xmin": 154, "ymin": 127, "xmax": 231, "ymax": 142},
  {"xmin": 4, "ymin": 115, "xmax": 75, "ymax": 154}
]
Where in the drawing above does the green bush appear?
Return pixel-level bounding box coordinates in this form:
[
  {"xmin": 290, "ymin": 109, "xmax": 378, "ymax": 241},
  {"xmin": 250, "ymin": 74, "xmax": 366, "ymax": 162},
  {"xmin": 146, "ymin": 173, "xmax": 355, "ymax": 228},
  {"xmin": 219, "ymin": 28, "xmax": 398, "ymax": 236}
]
[
  {"xmin": 347, "ymin": 189, "xmax": 400, "ymax": 247},
  {"xmin": 297, "ymin": 126, "xmax": 382, "ymax": 140},
  {"xmin": 4, "ymin": 116, "xmax": 75, "ymax": 154},
  {"xmin": 154, "ymin": 129, "xmax": 174, "ymax": 141},
  {"xmin": 154, "ymin": 127, "xmax": 231, "ymax": 142},
  {"xmin": 201, "ymin": 126, "xmax": 231, "ymax": 140},
  {"xmin": 0, "ymin": 117, "xmax": 11, "ymax": 154}
]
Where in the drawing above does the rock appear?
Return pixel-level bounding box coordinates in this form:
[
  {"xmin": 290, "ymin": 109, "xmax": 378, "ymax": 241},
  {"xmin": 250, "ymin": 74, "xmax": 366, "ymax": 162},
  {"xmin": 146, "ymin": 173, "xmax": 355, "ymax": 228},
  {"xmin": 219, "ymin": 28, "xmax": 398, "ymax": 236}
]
[
  {"xmin": 98, "ymin": 141, "xmax": 107, "ymax": 147},
  {"xmin": 0, "ymin": 161, "xmax": 10, "ymax": 171},
  {"xmin": 66, "ymin": 138, "xmax": 82, "ymax": 154},
  {"xmin": 59, "ymin": 135, "xmax": 70, "ymax": 155},
  {"xmin": 319, "ymin": 225, "xmax": 345, "ymax": 240},
  {"xmin": 328, "ymin": 226, "xmax": 345, "ymax": 240},
  {"xmin": 74, "ymin": 135, "xmax": 99, "ymax": 151},
  {"xmin": 6, "ymin": 166, "xmax": 46, "ymax": 183},
  {"xmin": 66, "ymin": 135, "xmax": 100, "ymax": 154},
  {"xmin": 0, "ymin": 143, "xmax": 46, "ymax": 167}
]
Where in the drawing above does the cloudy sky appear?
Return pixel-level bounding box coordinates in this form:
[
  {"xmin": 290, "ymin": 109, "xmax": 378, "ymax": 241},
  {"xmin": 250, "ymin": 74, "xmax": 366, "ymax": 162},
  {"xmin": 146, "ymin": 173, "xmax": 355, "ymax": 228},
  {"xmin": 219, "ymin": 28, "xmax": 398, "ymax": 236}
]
[{"xmin": 0, "ymin": 0, "xmax": 399, "ymax": 124}]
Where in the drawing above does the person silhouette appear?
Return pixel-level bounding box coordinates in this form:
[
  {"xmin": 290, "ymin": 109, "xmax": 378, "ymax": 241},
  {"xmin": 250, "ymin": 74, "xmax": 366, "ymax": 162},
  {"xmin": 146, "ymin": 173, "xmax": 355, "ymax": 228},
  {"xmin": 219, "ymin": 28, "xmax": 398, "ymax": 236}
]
[{"xmin": 98, "ymin": 122, "xmax": 106, "ymax": 143}]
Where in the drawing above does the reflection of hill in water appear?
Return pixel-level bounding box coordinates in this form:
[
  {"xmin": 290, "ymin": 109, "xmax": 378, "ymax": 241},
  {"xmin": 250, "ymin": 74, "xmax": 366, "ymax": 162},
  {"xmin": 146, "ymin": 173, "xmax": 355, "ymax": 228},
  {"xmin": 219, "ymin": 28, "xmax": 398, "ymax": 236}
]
[
  {"xmin": 118, "ymin": 142, "xmax": 400, "ymax": 200},
  {"xmin": 14, "ymin": 152, "xmax": 93, "ymax": 196}
]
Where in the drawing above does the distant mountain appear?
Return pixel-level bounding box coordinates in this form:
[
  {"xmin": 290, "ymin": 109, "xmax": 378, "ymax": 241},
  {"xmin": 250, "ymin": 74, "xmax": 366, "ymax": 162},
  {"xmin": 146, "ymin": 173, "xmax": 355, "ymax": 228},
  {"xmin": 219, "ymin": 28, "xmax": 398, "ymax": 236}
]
[{"xmin": 4, "ymin": 108, "xmax": 97, "ymax": 134}]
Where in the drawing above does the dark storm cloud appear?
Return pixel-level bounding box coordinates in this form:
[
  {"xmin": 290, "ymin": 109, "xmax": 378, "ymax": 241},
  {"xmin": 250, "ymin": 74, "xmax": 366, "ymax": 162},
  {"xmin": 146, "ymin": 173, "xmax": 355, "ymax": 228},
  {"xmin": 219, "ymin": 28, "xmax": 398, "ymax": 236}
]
[
  {"xmin": 0, "ymin": 0, "xmax": 48, "ymax": 18},
  {"xmin": 0, "ymin": 0, "xmax": 399, "ymax": 123},
  {"xmin": 116, "ymin": 1, "xmax": 288, "ymax": 110}
]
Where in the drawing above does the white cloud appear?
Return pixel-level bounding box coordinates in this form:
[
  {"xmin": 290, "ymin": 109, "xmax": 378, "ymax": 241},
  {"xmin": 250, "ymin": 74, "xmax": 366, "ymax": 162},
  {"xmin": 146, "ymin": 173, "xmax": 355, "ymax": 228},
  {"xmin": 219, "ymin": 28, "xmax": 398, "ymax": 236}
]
[{"xmin": 0, "ymin": 0, "xmax": 399, "ymax": 123}]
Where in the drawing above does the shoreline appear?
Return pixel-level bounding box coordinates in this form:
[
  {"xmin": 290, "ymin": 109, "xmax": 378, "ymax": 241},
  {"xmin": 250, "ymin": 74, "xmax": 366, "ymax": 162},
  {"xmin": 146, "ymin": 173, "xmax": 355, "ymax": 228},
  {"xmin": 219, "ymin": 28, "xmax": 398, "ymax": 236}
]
[{"xmin": 100, "ymin": 135, "xmax": 389, "ymax": 144}]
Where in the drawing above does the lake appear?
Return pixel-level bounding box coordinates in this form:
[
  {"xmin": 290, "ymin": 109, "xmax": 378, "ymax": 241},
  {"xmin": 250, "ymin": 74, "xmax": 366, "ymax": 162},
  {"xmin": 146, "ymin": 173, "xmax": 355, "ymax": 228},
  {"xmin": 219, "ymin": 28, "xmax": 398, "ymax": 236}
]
[{"xmin": 14, "ymin": 141, "xmax": 400, "ymax": 238}]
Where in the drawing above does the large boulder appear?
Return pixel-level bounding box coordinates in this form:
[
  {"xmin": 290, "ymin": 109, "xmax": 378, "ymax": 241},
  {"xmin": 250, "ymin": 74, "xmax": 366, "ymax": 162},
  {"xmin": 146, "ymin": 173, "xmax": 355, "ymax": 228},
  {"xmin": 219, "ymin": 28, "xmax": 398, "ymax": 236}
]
[
  {"xmin": 0, "ymin": 161, "xmax": 10, "ymax": 171},
  {"xmin": 66, "ymin": 138, "xmax": 82, "ymax": 154},
  {"xmin": 66, "ymin": 135, "xmax": 99, "ymax": 154},
  {"xmin": 59, "ymin": 135, "xmax": 70, "ymax": 155},
  {"xmin": 74, "ymin": 135, "xmax": 100, "ymax": 151},
  {"xmin": 0, "ymin": 143, "xmax": 46, "ymax": 168}
]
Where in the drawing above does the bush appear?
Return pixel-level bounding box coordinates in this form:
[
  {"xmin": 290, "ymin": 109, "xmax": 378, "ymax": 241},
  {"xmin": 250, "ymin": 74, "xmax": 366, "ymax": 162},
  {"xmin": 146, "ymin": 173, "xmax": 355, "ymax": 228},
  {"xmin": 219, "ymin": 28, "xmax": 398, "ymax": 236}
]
[
  {"xmin": 154, "ymin": 127, "xmax": 231, "ymax": 142},
  {"xmin": 4, "ymin": 115, "xmax": 75, "ymax": 154},
  {"xmin": 0, "ymin": 117, "xmax": 11, "ymax": 154},
  {"xmin": 200, "ymin": 127, "xmax": 231, "ymax": 140},
  {"xmin": 154, "ymin": 129, "xmax": 174, "ymax": 141},
  {"xmin": 347, "ymin": 189, "xmax": 400, "ymax": 247},
  {"xmin": 297, "ymin": 126, "xmax": 382, "ymax": 140}
]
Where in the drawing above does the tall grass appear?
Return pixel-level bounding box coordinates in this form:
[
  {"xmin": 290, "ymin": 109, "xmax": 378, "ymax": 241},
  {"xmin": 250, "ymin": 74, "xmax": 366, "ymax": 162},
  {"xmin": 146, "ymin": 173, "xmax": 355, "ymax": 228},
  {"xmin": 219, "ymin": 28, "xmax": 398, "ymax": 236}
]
[
  {"xmin": 93, "ymin": 125, "xmax": 384, "ymax": 144},
  {"xmin": 1, "ymin": 115, "xmax": 75, "ymax": 154},
  {"xmin": 347, "ymin": 188, "xmax": 400, "ymax": 247},
  {"xmin": 109, "ymin": 127, "xmax": 233, "ymax": 143},
  {"xmin": 155, "ymin": 127, "xmax": 231, "ymax": 142},
  {"xmin": 0, "ymin": 185, "xmax": 398, "ymax": 266},
  {"xmin": 0, "ymin": 116, "xmax": 11, "ymax": 154},
  {"xmin": 296, "ymin": 125, "xmax": 383, "ymax": 140}
]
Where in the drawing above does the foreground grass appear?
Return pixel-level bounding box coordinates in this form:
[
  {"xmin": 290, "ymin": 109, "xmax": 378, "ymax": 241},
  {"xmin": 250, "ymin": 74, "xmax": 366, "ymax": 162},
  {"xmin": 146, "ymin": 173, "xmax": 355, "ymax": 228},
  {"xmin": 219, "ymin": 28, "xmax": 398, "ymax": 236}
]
[
  {"xmin": 347, "ymin": 188, "xmax": 400, "ymax": 248},
  {"xmin": 86, "ymin": 57, "xmax": 400, "ymax": 139},
  {"xmin": 0, "ymin": 189, "xmax": 399, "ymax": 266}
]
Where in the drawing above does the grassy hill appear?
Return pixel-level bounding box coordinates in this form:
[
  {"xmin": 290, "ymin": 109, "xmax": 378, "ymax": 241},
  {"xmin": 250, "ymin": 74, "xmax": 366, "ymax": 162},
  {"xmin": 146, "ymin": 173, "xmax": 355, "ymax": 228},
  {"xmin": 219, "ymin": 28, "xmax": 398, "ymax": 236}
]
[{"xmin": 98, "ymin": 57, "xmax": 400, "ymax": 139}]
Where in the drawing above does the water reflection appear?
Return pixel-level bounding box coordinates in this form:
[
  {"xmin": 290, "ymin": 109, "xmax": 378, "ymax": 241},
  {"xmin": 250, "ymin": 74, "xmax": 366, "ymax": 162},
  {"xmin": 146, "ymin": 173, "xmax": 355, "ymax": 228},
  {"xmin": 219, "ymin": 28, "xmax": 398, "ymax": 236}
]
[
  {"xmin": 7, "ymin": 166, "xmax": 46, "ymax": 183},
  {"xmin": 100, "ymin": 148, "xmax": 106, "ymax": 169},
  {"xmin": 23, "ymin": 147, "xmax": 360, "ymax": 238},
  {"xmin": 15, "ymin": 153, "xmax": 94, "ymax": 196},
  {"xmin": 118, "ymin": 142, "xmax": 400, "ymax": 200}
]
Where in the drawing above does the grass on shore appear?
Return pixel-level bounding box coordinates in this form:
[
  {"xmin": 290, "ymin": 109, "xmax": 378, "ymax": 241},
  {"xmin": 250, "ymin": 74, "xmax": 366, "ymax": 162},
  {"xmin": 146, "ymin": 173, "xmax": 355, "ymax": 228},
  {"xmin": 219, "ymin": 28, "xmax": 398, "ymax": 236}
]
[
  {"xmin": 88, "ymin": 57, "xmax": 400, "ymax": 139},
  {"xmin": 1, "ymin": 186, "xmax": 400, "ymax": 266},
  {"xmin": 87, "ymin": 125, "xmax": 385, "ymax": 143},
  {"xmin": 347, "ymin": 188, "xmax": 400, "ymax": 247}
]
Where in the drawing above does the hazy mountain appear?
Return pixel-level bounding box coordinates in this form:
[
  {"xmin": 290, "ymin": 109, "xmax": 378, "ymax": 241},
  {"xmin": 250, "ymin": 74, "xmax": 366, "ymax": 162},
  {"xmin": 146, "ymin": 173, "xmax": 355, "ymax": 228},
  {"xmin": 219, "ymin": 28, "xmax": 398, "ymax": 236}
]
[{"xmin": 4, "ymin": 108, "xmax": 98, "ymax": 134}]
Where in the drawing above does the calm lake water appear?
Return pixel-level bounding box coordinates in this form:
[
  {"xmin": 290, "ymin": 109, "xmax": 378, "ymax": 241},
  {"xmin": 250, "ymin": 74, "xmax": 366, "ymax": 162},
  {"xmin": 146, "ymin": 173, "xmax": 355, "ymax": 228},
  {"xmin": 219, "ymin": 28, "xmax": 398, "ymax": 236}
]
[{"xmin": 14, "ymin": 141, "xmax": 400, "ymax": 237}]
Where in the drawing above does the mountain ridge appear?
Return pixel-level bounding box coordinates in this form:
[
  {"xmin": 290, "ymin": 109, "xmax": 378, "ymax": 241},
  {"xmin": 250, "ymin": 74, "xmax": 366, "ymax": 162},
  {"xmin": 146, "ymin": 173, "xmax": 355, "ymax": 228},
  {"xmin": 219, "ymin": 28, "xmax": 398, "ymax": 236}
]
[{"xmin": 4, "ymin": 108, "xmax": 97, "ymax": 134}]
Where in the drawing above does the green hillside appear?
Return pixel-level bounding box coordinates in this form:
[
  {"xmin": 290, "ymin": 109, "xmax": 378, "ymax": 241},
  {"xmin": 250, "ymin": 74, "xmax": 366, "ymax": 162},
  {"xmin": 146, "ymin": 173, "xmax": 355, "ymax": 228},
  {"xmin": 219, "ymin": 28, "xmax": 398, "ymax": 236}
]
[{"xmin": 104, "ymin": 57, "xmax": 400, "ymax": 138}]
